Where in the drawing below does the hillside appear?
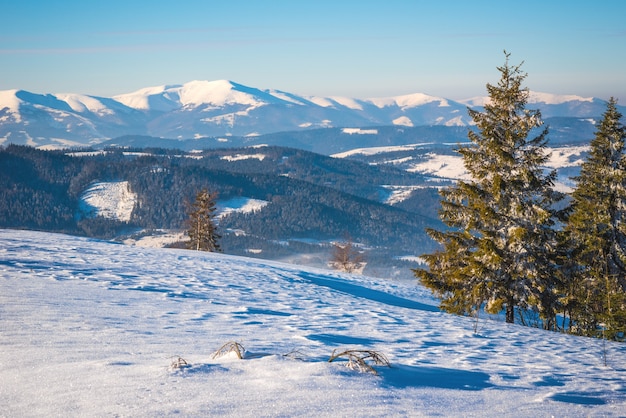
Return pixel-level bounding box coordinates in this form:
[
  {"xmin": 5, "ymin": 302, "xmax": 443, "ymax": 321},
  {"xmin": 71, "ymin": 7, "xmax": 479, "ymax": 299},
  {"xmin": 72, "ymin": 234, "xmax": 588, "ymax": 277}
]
[
  {"xmin": 0, "ymin": 145, "xmax": 439, "ymax": 278},
  {"xmin": 1, "ymin": 229, "xmax": 625, "ymax": 416}
]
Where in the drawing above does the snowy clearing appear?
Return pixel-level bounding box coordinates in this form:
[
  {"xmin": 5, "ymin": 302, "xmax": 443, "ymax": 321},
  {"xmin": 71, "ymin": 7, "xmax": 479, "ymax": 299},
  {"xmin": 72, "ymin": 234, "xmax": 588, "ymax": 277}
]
[
  {"xmin": 78, "ymin": 181, "xmax": 136, "ymax": 222},
  {"xmin": 382, "ymin": 185, "xmax": 428, "ymax": 205},
  {"xmin": 220, "ymin": 153, "xmax": 266, "ymax": 162},
  {"xmin": 407, "ymin": 153, "xmax": 469, "ymax": 180},
  {"xmin": 1, "ymin": 229, "xmax": 625, "ymax": 416},
  {"xmin": 218, "ymin": 197, "xmax": 269, "ymax": 218}
]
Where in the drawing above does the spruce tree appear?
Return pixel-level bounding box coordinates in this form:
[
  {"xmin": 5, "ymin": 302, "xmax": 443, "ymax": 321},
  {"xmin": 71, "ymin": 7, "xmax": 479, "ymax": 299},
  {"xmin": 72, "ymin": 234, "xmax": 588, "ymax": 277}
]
[
  {"xmin": 564, "ymin": 98, "xmax": 626, "ymax": 339},
  {"xmin": 414, "ymin": 52, "xmax": 563, "ymax": 326},
  {"xmin": 186, "ymin": 188, "xmax": 221, "ymax": 252}
]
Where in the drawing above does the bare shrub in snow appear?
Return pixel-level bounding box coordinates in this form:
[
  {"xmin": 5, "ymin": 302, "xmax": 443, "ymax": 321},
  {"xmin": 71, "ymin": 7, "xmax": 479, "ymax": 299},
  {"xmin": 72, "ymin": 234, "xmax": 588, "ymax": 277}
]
[
  {"xmin": 168, "ymin": 355, "xmax": 189, "ymax": 370},
  {"xmin": 212, "ymin": 341, "xmax": 246, "ymax": 359},
  {"xmin": 328, "ymin": 349, "xmax": 390, "ymax": 375}
]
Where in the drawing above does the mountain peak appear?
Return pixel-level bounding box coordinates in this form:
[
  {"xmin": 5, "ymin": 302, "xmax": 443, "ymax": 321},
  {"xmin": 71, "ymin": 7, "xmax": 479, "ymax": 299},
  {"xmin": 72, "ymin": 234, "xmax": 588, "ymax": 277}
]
[
  {"xmin": 367, "ymin": 92, "xmax": 449, "ymax": 109},
  {"xmin": 528, "ymin": 91, "xmax": 595, "ymax": 105},
  {"xmin": 460, "ymin": 91, "xmax": 597, "ymax": 108},
  {"xmin": 2, "ymin": 81, "xmax": 619, "ymax": 148}
]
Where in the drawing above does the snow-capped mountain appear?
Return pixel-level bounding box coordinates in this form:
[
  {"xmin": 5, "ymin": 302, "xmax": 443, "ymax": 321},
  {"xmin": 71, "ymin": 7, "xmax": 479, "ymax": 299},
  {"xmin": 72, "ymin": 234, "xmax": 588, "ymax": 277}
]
[
  {"xmin": 0, "ymin": 80, "xmax": 620, "ymax": 148},
  {"xmin": 459, "ymin": 91, "xmax": 609, "ymax": 118}
]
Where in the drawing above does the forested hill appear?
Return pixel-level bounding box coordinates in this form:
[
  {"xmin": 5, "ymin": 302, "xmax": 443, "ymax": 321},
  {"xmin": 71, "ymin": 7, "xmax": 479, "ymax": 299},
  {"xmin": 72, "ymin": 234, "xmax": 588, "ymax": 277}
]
[
  {"xmin": 0, "ymin": 144, "xmax": 442, "ymax": 277},
  {"xmin": 97, "ymin": 117, "xmax": 598, "ymax": 155}
]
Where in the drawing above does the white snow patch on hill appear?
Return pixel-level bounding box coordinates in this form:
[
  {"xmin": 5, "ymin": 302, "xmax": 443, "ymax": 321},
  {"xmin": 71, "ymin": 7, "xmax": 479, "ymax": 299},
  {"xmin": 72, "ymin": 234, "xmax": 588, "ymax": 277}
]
[
  {"xmin": 78, "ymin": 181, "xmax": 136, "ymax": 222},
  {"xmin": 220, "ymin": 153, "xmax": 266, "ymax": 162},
  {"xmin": 1, "ymin": 229, "xmax": 625, "ymax": 417},
  {"xmin": 382, "ymin": 185, "xmax": 426, "ymax": 205},
  {"xmin": 55, "ymin": 93, "xmax": 112, "ymax": 114},
  {"xmin": 368, "ymin": 92, "xmax": 446, "ymax": 109},
  {"xmin": 218, "ymin": 197, "xmax": 269, "ymax": 218},
  {"xmin": 341, "ymin": 128, "xmax": 378, "ymax": 135},
  {"xmin": 0, "ymin": 89, "xmax": 22, "ymax": 122},
  {"xmin": 123, "ymin": 230, "xmax": 187, "ymax": 248},
  {"xmin": 529, "ymin": 91, "xmax": 594, "ymax": 104},
  {"xmin": 393, "ymin": 116, "xmax": 413, "ymax": 126},
  {"xmin": 408, "ymin": 153, "xmax": 468, "ymax": 180},
  {"xmin": 461, "ymin": 91, "xmax": 595, "ymax": 107},
  {"xmin": 546, "ymin": 146, "xmax": 589, "ymax": 168},
  {"xmin": 332, "ymin": 144, "xmax": 427, "ymax": 158}
]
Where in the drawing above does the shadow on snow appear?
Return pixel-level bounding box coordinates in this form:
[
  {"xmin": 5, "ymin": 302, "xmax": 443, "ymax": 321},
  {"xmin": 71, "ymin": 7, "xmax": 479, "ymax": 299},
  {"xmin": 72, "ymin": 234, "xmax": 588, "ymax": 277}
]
[{"xmin": 298, "ymin": 272, "xmax": 439, "ymax": 312}]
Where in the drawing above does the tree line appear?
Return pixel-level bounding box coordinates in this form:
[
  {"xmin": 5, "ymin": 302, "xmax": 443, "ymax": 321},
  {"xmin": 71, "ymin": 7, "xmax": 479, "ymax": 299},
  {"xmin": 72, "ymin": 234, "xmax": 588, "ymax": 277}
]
[{"xmin": 415, "ymin": 52, "xmax": 626, "ymax": 340}]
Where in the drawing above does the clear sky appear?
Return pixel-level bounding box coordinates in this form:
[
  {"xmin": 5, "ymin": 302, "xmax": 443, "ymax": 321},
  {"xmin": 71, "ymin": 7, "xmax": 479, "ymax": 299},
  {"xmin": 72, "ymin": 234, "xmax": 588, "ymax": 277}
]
[{"xmin": 1, "ymin": 0, "xmax": 625, "ymax": 100}]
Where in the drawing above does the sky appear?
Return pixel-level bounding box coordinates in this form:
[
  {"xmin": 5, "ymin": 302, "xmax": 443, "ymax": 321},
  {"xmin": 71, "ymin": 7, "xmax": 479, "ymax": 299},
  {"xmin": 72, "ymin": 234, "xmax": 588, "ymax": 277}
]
[{"xmin": 1, "ymin": 0, "xmax": 625, "ymax": 100}]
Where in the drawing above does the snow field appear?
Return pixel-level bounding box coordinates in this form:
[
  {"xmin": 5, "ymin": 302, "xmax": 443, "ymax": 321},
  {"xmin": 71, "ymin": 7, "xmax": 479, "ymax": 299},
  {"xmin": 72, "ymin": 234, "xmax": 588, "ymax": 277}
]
[
  {"xmin": 78, "ymin": 181, "xmax": 136, "ymax": 222},
  {"xmin": 1, "ymin": 229, "xmax": 625, "ymax": 416}
]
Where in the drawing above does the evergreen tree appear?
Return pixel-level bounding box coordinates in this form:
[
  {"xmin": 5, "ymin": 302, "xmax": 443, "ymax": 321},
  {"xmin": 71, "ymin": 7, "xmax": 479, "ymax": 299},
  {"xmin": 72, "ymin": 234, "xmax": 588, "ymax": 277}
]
[
  {"xmin": 564, "ymin": 98, "xmax": 626, "ymax": 339},
  {"xmin": 414, "ymin": 52, "xmax": 563, "ymax": 326},
  {"xmin": 186, "ymin": 188, "xmax": 221, "ymax": 252}
]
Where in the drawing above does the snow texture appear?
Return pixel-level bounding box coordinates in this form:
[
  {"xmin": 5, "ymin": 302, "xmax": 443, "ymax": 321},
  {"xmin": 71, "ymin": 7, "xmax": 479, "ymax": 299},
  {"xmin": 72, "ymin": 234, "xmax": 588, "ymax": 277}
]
[
  {"xmin": 218, "ymin": 197, "xmax": 269, "ymax": 217},
  {"xmin": 1, "ymin": 229, "xmax": 625, "ymax": 417},
  {"xmin": 78, "ymin": 181, "xmax": 136, "ymax": 222}
]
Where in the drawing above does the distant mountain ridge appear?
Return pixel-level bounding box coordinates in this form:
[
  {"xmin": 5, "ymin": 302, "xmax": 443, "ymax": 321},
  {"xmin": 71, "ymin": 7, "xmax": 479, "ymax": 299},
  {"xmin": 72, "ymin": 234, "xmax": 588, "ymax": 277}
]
[{"xmin": 0, "ymin": 79, "xmax": 620, "ymax": 148}]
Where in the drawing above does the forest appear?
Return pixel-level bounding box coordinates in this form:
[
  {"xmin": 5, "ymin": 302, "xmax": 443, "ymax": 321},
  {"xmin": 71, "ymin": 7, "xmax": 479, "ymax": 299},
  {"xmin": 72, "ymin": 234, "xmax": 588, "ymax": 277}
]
[{"xmin": 0, "ymin": 143, "xmax": 439, "ymax": 277}]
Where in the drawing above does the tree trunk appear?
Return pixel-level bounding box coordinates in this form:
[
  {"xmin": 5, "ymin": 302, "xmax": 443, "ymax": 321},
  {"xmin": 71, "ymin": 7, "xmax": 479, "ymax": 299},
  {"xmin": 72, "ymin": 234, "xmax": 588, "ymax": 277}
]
[{"xmin": 506, "ymin": 303, "xmax": 515, "ymax": 324}]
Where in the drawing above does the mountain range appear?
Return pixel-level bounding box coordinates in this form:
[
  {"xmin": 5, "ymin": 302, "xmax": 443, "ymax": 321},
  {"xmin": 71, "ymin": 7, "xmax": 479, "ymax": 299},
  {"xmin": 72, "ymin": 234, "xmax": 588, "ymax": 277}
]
[{"xmin": 1, "ymin": 80, "xmax": 621, "ymax": 149}]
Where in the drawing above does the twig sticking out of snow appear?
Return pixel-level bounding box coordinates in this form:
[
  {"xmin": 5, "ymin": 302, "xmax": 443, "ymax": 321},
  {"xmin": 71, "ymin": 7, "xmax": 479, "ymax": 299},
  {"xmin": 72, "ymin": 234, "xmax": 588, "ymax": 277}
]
[
  {"xmin": 212, "ymin": 341, "xmax": 246, "ymax": 359},
  {"xmin": 168, "ymin": 355, "xmax": 189, "ymax": 370},
  {"xmin": 328, "ymin": 349, "xmax": 390, "ymax": 375}
]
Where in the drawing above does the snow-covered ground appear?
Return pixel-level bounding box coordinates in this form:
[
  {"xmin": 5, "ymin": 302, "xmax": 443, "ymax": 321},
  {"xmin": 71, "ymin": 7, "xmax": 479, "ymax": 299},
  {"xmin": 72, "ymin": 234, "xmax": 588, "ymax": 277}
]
[
  {"xmin": 78, "ymin": 181, "xmax": 137, "ymax": 222},
  {"xmin": 218, "ymin": 197, "xmax": 269, "ymax": 218},
  {"xmin": 1, "ymin": 229, "xmax": 625, "ymax": 416}
]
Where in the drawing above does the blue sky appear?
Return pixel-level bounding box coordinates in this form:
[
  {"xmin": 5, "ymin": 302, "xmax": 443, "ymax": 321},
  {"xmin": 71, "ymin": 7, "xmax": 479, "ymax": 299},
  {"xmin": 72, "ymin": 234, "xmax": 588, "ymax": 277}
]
[{"xmin": 1, "ymin": 0, "xmax": 625, "ymax": 100}]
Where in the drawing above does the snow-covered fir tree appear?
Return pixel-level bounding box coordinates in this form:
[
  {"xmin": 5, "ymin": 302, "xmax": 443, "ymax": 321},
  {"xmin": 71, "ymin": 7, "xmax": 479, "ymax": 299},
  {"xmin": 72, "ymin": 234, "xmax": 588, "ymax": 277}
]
[
  {"xmin": 186, "ymin": 188, "xmax": 221, "ymax": 252},
  {"xmin": 414, "ymin": 52, "xmax": 564, "ymax": 327},
  {"xmin": 563, "ymin": 98, "xmax": 626, "ymax": 339}
]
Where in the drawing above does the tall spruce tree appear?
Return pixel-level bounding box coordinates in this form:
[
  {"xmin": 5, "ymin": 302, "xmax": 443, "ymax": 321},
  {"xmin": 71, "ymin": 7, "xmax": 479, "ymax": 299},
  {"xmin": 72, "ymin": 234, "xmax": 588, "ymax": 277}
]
[
  {"xmin": 564, "ymin": 98, "xmax": 626, "ymax": 339},
  {"xmin": 414, "ymin": 52, "xmax": 563, "ymax": 326},
  {"xmin": 186, "ymin": 188, "xmax": 221, "ymax": 252}
]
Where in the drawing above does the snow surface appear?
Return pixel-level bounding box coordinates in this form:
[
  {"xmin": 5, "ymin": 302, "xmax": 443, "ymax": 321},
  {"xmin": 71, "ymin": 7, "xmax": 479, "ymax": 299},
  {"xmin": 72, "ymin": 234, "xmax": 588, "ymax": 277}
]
[
  {"xmin": 78, "ymin": 181, "xmax": 137, "ymax": 222},
  {"xmin": 393, "ymin": 116, "xmax": 414, "ymax": 127},
  {"xmin": 382, "ymin": 185, "xmax": 428, "ymax": 205},
  {"xmin": 341, "ymin": 128, "xmax": 379, "ymax": 135},
  {"xmin": 459, "ymin": 91, "xmax": 595, "ymax": 107},
  {"xmin": 218, "ymin": 197, "xmax": 269, "ymax": 217},
  {"xmin": 114, "ymin": 80, "xmax": 279, "ymax": 112},
  {"xmin": 0, "ymin": 89, "xmax": 22, "ymax": 122},
  {"xmin": 408, "ymin": 153, "xmax": 469, "ymax": 180},
  {"xmin": 331, "ymin": 143, "xmax": 431, "ymax": 158},
  {"xmin": 55, "ymin": 93, "xmax": 113, "ymax": 114},
  {"xmin": 1, "ymin": 229, "xmax": 626, "ymax": 417},
  {"xmin": 368, "ymin": 93, "xmax": 448, "ymax": 109},
  {"xmin": 220, "ymin": 153, "xmax": 267, "ymax": 162}
]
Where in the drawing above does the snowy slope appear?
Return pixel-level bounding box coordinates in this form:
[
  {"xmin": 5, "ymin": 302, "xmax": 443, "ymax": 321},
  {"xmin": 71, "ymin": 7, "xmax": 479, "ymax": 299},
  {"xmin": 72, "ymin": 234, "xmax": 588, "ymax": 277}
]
[
  {"xmin": 78, "ymin": 181, "xmax": 137, "ymax": 222},
  {"xmin": 1, "ymin": 229, "xmax": 625, "ymax": 417}
]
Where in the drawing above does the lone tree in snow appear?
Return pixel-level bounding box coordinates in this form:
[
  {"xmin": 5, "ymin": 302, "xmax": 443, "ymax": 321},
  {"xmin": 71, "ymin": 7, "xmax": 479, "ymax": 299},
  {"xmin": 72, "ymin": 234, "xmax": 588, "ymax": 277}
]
[
  {"xmin": 563, "ymin": 98, "xmax": 626, "ymax": 339},
  {"xmin": 329, "ymin": 236, "xmax": 365, "ymax": 273},
  {"xmin": 414, "ymin": 52, "xmax": 564, "ymax": 326},
  {"xmin": 186, "ymin": 188, "xmax": 221, "ymax": 252}
]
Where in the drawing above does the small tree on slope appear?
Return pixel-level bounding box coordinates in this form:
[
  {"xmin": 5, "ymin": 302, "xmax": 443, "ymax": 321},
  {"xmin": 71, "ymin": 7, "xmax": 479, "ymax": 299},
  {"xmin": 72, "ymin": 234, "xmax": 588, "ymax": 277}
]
[
  {"xmin": 414, "ymin": 52, "xmax": 564, "ymax": 327},
  {"xmin": 329, "ymin": 236, "xmax": 365, "ymax": 273},
  {"xmin": 564, "ymin": 98, "xmax": 626, "ymax": 339},
  {"xmin": 186, "ymin": 188, "xmax": 221, "ymax": 252}
]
